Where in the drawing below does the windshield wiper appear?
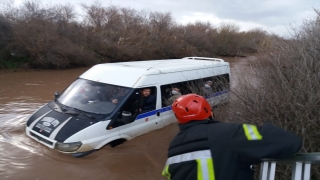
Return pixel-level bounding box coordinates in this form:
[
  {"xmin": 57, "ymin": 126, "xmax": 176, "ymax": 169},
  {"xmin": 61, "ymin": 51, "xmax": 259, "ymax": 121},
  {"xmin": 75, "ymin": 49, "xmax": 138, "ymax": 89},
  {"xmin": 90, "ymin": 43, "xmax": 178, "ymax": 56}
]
[
  {"xmin": 64, "ymin": 110, "xmax": 79, "ymax": 116},
  {"xmin": 54, "ymin": 102, "xmax": 82, "ymax": 117},
  {"xmin": 52, "ymin": 101, "xmax": 67, "ymax": 113},
  {"xmin": 70, "ymin": 107, "xmax": 95, "ymax": 119},
  {"xmin": 82, "ymin": 113, "xmax": 95, "ymax": 119},
  {"xmin": 64, "ymin": 109, "xmax": 94, "ymax": 119}
]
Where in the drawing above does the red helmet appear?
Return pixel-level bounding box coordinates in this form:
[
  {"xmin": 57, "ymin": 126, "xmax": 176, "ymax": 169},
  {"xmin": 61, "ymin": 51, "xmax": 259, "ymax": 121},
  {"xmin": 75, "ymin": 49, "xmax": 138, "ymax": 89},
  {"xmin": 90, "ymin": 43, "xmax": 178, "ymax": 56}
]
[{"xmin": 172, "ymin": 94, "xmax": 211, "ymax": 124}]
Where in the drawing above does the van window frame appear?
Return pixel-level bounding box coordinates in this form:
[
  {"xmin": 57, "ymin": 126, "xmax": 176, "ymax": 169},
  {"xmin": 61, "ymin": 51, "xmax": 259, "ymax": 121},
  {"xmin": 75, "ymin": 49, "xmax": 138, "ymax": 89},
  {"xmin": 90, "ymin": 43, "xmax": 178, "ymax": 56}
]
[{"xmin": 106, "ymin": 86, "xmax": 157, "ymax": 129}]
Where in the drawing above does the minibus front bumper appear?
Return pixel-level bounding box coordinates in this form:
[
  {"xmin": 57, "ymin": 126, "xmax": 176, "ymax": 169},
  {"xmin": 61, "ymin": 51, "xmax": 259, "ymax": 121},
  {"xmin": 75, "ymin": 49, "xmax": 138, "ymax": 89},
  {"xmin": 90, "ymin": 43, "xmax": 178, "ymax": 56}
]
[{"xmin": 26, "ymin": 126, "xmax": 83, "ymax": 153}]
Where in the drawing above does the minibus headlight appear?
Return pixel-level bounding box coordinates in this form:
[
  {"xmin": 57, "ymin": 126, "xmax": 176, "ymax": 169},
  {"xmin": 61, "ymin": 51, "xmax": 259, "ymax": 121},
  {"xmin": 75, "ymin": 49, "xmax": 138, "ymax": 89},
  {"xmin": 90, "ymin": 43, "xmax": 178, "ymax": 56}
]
[{"xmin": 54, "ymin": 141, "xmax": 82, "ymax": 152}]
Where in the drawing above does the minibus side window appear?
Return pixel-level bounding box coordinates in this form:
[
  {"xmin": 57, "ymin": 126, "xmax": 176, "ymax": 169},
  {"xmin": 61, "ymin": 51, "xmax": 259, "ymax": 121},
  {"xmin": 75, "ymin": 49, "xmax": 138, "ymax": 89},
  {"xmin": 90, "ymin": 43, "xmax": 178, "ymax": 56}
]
[
  {"xmin": 161, "ymin": 80, "xmax": 209, "ymax": 106},
  {"xmin": 179, "ymin": 75, "xmax": 230, "ymax": 98},
  {"xmin": 159, "ymin": 74, "xmax": 230, "ymax": 108},
  {"xmin": 111, "ymin": 86, "xmax": 157, "ymax": 127},
  {"xmin": 160, "ymin": 83, "xmax": 183, "ymax": 107},
  {"xmin": 182, "ymin": 79, "xmax": 207, "ymax": 97},
  {"xmin": 211, "ymin": 74, "xmax": 230, "ymax": 92}
]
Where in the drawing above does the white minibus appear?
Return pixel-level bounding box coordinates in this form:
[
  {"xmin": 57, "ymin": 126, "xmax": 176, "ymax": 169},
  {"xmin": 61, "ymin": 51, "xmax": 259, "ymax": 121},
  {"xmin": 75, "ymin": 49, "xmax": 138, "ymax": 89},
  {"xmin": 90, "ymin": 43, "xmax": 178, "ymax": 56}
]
[{"xmin": 25, "ymin": 57, "xmax": 230, "ymax": 157}]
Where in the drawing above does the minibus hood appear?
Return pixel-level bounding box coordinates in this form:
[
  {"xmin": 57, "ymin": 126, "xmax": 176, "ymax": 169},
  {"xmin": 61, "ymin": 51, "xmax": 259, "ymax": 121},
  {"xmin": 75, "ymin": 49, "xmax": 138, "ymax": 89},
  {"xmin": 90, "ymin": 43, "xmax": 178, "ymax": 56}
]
[{"xmin": 26, "ymin": 103, "xmax": 98, "ymax": 142}]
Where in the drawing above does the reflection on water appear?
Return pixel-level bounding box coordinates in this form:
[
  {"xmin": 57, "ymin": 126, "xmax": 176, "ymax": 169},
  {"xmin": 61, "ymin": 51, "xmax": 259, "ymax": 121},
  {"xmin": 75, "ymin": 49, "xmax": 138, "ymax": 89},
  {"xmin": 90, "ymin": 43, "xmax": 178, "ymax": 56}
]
[{"xmin": 0, "ymin": 57, "xmax": 249, "ymax": 179}]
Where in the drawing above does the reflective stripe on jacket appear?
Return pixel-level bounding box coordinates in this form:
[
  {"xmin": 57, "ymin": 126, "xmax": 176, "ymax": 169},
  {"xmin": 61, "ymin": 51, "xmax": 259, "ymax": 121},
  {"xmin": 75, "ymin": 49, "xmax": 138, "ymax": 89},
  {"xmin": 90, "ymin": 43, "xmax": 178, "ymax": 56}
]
[{"xmin": 163, "ymin": 150, "xmax": 215, "ymax": 180}]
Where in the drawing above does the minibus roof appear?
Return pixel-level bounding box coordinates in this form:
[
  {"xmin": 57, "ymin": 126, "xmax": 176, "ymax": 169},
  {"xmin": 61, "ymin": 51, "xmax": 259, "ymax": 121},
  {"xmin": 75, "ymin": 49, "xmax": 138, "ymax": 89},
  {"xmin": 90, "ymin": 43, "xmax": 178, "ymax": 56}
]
[{"xmin": 79, "ymin": 58, "xmax": 229, "ymax": 87}]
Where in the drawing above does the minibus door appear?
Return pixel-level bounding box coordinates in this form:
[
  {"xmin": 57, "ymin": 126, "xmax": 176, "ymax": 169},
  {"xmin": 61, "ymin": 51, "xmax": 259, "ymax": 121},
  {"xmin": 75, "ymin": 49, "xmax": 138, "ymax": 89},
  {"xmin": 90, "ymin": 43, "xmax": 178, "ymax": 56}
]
[{"xmin": 116, "ymin": 86, "xmax": 164, "ymax": 138}]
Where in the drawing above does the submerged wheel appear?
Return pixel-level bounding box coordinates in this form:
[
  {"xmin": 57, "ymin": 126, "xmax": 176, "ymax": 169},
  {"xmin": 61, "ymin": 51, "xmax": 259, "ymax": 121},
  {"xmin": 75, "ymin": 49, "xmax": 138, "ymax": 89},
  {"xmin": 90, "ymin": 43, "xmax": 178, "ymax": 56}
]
[
  {"xmin": 109, "ymin": 139, "xmax": 126, "ymax": 148},
  {"xmin": 72, "ymin": 150, "xmax": 96, "ymax": 158}
]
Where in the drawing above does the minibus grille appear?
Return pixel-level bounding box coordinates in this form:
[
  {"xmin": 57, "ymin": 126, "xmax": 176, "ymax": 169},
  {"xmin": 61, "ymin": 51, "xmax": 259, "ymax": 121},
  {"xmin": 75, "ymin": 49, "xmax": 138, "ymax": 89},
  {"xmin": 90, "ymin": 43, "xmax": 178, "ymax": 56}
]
[{"xmin": 30, "ymin": 132, "xmax": 54, "ymax": 146}]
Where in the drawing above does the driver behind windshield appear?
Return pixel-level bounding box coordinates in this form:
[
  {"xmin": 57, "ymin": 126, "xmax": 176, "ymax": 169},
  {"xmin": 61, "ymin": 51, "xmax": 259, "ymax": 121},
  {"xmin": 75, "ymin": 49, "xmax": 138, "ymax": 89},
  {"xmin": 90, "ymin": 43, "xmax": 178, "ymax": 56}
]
[
  {"xmin": 80, "ymin": 84, "xmax": 94, "ymax": 102},
  {"xmin": 79, "ymin": 83, "xmax": 104, "ymax": 104},
  {"xmin": 78, "ymin": 82, "xmax": 130, "ymax": 106},
  {"xmin": 111, "ymin": 87, "xmax": 129, "ymax": 104},
  {"xmin": 97, "ymin": 86, "xmax": 126, "ymax": 104}
]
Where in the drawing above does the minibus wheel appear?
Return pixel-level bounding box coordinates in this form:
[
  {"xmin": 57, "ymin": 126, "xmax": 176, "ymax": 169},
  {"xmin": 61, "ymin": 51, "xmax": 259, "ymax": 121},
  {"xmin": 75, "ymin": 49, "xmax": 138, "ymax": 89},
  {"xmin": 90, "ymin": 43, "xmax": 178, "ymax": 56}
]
[{"xmin": 109, "ymin": 139, "xmax": 126, "ymax": 148}]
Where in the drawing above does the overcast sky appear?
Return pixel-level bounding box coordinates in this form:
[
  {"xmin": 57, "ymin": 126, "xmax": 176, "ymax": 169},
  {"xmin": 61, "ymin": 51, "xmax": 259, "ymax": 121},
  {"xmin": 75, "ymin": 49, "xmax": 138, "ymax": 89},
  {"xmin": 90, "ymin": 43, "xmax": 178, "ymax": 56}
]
[{"xmin": 10, "ymin": 0, "xmax": 320, "ymax": 36}]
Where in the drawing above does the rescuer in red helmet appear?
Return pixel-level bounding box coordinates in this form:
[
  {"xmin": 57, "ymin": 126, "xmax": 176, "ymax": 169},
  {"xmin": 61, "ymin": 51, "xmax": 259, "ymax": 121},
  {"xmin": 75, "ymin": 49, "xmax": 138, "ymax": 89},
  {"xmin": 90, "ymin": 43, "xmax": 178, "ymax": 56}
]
[{"xmin": 162, "ymin": 94, "xmax": 302, "ymax": 180}]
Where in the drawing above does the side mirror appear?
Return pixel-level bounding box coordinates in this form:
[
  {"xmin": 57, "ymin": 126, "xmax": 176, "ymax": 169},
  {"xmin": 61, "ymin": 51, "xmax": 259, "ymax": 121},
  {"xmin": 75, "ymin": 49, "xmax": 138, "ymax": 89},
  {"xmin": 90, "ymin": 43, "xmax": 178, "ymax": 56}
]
[{"xmin": 54, "ymin": 91, "xmax": 60, "ymax": 99}]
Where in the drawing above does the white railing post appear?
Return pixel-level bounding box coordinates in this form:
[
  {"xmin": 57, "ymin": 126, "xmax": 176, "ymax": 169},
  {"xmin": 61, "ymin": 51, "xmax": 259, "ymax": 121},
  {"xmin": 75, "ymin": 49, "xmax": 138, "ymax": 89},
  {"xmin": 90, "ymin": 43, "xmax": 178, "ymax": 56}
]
[
  {"xmin": 292, "ymin": 162, "xmax": 303, "ymax": 180},
  {"xmin": 268, "ymin": 162, "xmax": 277, "ymax": 180},
  {"xmin": 259, "ymin": 161, "xmax": 276, "ymax": 180},
  {"xmin": 260, "ymin": 161, "xmax": 269, "ymax": 180},
  {"xmin": 260, "ymin": 153, "xmax": 320, "ymax": 179},
  {"xmin": 303, "ymin": 163, "xmax": 311, "ymax": 180}
]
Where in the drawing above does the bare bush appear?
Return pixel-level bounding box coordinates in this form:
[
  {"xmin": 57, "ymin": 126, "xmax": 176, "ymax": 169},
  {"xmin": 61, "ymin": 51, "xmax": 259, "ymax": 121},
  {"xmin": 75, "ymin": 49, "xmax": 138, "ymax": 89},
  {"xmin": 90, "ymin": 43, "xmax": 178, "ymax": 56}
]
[
  {"xmin": 0, "ymin": 14, "xmax": 11, "ymax": 61},
  {"xmin": 180, "ymin": 22, "xmax": 214, "ymax": 56},
  {"xmin": 228, "ymin": 11, "xmax": 320, "ymax": 180},
  {"xmin": 238, "ymin": 28, "xmax": 269, "ymax": 54},
  {"xmin": 81, "ymin": 3, "xmax": 188, "ymax": 61},
  {"xmin": 213, "ymin": 22, "xmax": 241, "ymax": 56},
  {"xmin": 1, "ymin": 1, "xmax": 95, "ymax": 68},
  {"xmin": 1, "ymin": 1, "xmax": 271, "ymax": 68}
]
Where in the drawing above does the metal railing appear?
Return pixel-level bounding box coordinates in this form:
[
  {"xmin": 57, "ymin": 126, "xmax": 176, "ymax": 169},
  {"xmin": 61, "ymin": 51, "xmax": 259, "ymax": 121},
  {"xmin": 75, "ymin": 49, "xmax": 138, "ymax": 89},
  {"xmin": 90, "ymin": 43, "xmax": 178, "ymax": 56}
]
[{"xmin": 260, "ymin": 153, "xmax": 320, "ymax": 180}]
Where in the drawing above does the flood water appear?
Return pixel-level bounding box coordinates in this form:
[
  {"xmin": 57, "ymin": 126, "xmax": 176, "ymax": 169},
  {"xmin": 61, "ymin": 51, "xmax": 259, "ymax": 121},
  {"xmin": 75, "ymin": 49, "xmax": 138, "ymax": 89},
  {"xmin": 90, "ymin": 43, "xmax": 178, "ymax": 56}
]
[{"xmin": 0, "ymin": 56, "xmax": 250, "ymax": 180}]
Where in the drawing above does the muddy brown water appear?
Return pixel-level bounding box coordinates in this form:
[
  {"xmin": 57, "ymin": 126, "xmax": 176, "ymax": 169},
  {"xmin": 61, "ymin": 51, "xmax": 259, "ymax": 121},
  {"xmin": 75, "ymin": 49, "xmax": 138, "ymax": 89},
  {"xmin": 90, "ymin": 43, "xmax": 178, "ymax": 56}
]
[{"xmin": 0, "ymin": 57, "xmax": 251, "ymax": 180}]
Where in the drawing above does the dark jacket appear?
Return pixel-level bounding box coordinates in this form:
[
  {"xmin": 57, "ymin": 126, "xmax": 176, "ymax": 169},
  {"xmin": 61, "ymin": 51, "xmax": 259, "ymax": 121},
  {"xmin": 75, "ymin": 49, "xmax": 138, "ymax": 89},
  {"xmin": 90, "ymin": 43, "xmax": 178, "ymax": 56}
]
[
  {"xmin": 141, "ymin": 94, "xmax": 156, "ymax": 111},
  {"xmin": 126, "ymin": 93, "xmax": 156, "ymax": 113},
  {"xmin": 162, "ymin": 120, "xmax": 302, "ymax": 180}
]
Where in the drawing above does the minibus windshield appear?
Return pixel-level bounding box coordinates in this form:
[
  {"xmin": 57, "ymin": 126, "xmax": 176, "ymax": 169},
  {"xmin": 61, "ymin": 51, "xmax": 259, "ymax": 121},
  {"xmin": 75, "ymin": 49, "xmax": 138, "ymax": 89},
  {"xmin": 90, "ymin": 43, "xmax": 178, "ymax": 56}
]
[{"xmin": 57, "ymin": 78, "xmax": 132, "ymax": 114}]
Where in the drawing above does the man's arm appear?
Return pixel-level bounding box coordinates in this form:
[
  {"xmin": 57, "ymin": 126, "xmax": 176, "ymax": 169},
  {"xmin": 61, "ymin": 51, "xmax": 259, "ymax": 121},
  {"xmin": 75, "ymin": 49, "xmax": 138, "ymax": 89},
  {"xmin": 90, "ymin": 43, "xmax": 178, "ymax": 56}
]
[{"xmin": 231, "ymin": 122, "xmax": 302, "ymax": 164}]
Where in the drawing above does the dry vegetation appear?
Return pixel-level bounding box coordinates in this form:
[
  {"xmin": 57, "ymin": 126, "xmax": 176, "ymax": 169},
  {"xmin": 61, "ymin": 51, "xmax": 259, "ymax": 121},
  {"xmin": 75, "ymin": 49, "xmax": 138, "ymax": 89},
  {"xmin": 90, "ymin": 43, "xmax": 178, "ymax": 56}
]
[
  {"xmin": 0, "ymin": 1, "xmax": 269, "ymax": 68},
  {"xmin": 225, "ymin": 10, "xmax": 320, "ymax": 180}
]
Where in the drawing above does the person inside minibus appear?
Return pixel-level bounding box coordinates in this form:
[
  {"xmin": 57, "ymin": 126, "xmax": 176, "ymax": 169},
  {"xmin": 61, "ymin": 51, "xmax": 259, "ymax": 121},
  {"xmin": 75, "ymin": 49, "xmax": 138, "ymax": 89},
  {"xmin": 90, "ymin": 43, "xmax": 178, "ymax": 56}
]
[
  {"xmin": 104, "ymin": 86, "xmax": 117, "ymax": 101},
  {"xmin": 164, "ymin": 85, "xmax": 182, "ymax": 106},
  {"xmin": 133, "ymin": 88, "xmax": 155, "ymax": 111},
  {"xmin": 162, "ymin": 87, "xmax": 172, "ymax": 100},
  {"xmin": 79, "ymin": 83, "xmax": 101, "ymax": 103},
  {"xmin": 110, "ymin": 87, "xmax": 129, "ymax": 104},
  {"xmin": 119, "ymin": 87, "xmax": 156, "ymax": 123},
  {"xmin": 202, "ymin": 80, "xmax": 213, "ymax": 97},
  {"xmin": 92, "ymin": 85, "xmax": 114, "ymax": 102},
  {"xmin": 139, "ymin": 87, "xmax": 156, "ymax": 113}
]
